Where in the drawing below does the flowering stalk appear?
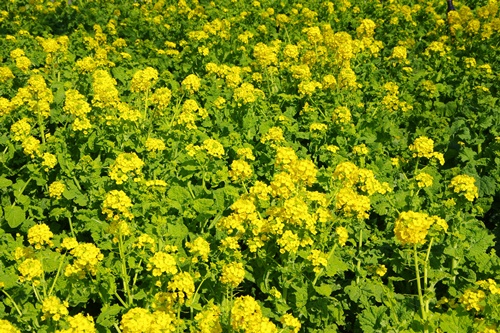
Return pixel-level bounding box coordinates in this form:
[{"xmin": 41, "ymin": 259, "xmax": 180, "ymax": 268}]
[
  {"xmin": 118, "ymin": 233, "xmax": 133, "ymax": 307},
  {"xmin": 1, "ymin": 289, "xmax": 23, "ymax": 317},
  {"xmin": 48, "ymin": 253, "xmax": 66, "ymax": 296},
  {"xmin": 356, "ymin": 229, "xmax": 363, "ymax": 284},
  {"xmin": 413, "ymin": 244, "xmax": 428, "ymax": 333},
  {"xmin": 424, "ymin": 237, "xmax": 434, "ymax": 314}
]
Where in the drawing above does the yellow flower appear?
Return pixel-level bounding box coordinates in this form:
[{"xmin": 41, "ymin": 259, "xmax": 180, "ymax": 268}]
[
  {"xmin": 281, "ymin": 313, "xmax": 301, "ymax": 333},
  {"xmin": 394, "ymin": 211, "xmax": 444, "ymax": 245},
  {"xmin": 0, "ymin": 319, "xmax": 21, "ymax": 333},
  {"xmin": 336, "ymin": 226, "xmax": 348, "ymax": 246},
  {"xmin": 220, "ymin": 262, "xmax": 245, "ymax": 288},
  {"xmin": 42, "ymin": 296, "xmax": 69, "ymax": 321},
  {"xmin": 65, "ymin": 243, "xmax": 104, "ymax": 278},
  {"xmin": 41, "ymin": 152, "xmax": 58, "ymax": 171},
  {"xmin": 202, "ymin": 138, "xmax": 225, "ymax": 158},
  {"xmin": 147, "ymin": 251, "xmax": 178, "ymax": 277},
  {"xmin": 229, "ymin": 159, "xmax": 253, "ymax": 182},
  {"xmin": 49, "ymin": 181, "xmax": 66, "ymax": 199},
  {"xmin": 308, "ymin": 250, "xmax": 328, "ymax": 273},
  {"xmin": 375, "ymin": 264, "xmax": 387, "ymax": 277},
  {"xmin": 28, "ymin": 223, "xmax": 54, "ymax": 249},
  {"xmin": 415, "ymin": 172, "xmax": 433, "ymax": 188},
  {"xmin": 449, "ymin": 175, "xmax": 478, "ymax": 201},
  {"xmin": 18, "ymin": 258, "xmax": 43, "ymax": 283},
  {"xmin": 186, "ymin": 237, "xmax": 211, "ymax": 262},
  {"xmin": 109, "ymin": 153, "xmax": 144, "ymax": 185},
  {"xmin": 55, "ymin": 313, "xmax": 96, "ymax": 333},
  {"xmin": 181, "ymin": 74, "xmax": 201, "ymax": 94},
  {"xmin": 145, "ymin": 138, "xmax": 166, "ymax": 152},
  {"xmin": 194, "ymin": 304, "xmax": 222, "ymax": 333},
  {"xmin": 460, "ymin": 288, "xmax": 486, "ymax": 312},
  {"xmin": 168, "ymin": 272, "xmax": 195, "ymax": 303},
  {"xmin": 131, "ymin": 67, "xmax": 158, "ymax": 92}
]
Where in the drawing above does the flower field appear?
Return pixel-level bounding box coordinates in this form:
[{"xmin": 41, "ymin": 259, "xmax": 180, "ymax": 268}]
[{"xmin": 1, "ymin": 0, "xmax": 500, "ymax": 332}]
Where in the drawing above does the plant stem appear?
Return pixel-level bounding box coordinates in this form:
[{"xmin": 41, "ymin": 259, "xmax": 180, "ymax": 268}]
[
  {"xmin": 414, "ymin": 244, "xmax": 428, "ymax": 333},
  {"xmin": 1, "ymin": 289, "xmax": 23, "ymax": 317},
  {"xmin": 48, "ymin": 253, "xmax": 66, "ymax": 296},
  {"xmin": 356, "ymin": 229, "xmax": 363, "ymax": 284},
  {"xmin": 118, "ymin": 233, "xmax": 132, "ymax": 306}
]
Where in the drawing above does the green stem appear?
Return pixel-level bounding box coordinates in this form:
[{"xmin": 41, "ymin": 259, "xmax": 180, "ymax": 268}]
[
  {"xmin": 114, "ymin": 323, "xmax": 123, "ymax": 333},
  {"xmin": 414, "ymin": 244, "xmax": 428, "ymax": 333},
  {"xmin": 68, "ymin": 216, "xmax": 76, "ymax": 238},
  {"xmin": 424, "ymin": 238, "xmax": 434, "ymax": 314},
  {"xmin": 312, "ymin": 243, "xmax": 337, "ymax": 286},
  {"xmin": 1, "ymin": 289, "xmax": 23, "ymax": 317},
  {"xmin": 32, "ymin": 282, "xmax": 42, "ymax": 302},
  {"xmin": 118, "ymin": 233, "xmax": 132, "ymax": 306},
  {"xmin": 48, "ymin": 253, "xmax": 66, "ymax": 296},
  {"xmin": 356, "ymin": 229, "xmax": 363, "ymax": 284},
  {"xmin": 37, "ymin": 113, "xmax": 46, "ymax": 145}
]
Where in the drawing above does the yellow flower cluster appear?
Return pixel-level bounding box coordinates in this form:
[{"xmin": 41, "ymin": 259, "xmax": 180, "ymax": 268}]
[
  {"xmin": 229, "ymin": 159, "xmax": 253, "ymax": 182},
  {"xmin": 0, "ymin": 319, "xmax": 20, "ymax": 333},
  {"xmin": 42, "ymin": 296, "xmax": 69, "ymax": 321},
  {"xmin": 394, "ymin": 211, "xmax": 447, "ymax": 245},
  {"xmin": 220, "ymin": 262, "xmax": 246, "ymax": 288},
  {"xmin": 298, "ymin": 80, "xmax": 322, "ymax": 96},
  {"xmin": 336, "ymin": 226, "xmax": 349, "ymax": 246},
  {"xmin": 133, "ymin": 233, "xmax": 156, "ymax": 252},
  {"xmin": 18, "ymin": 258, "xmax": 43, "ymax": 284},
  {"xmin": 65, "ymin": 243, "xmax": 104, "ymax": 278},
  {"xmin": 181, "ymin": 74, "xmax": 201, "ymax": 94},
  {"xmin": 10, "ymin": 48, "xmax": 31, "ymax": 71},
  {"xmin": 201, "ymin": 138, "xmax": 225, "ymax": 158},
  {"xmin": 477, "ymin": 278, "xmax": 500, "ymax": 295},
  {"xmin": 415, "ymin": 172, "xmax": 433, "ymax": 188},
  {"xmin": 460, "ymin": 288, "xmax": 486, "ymax": 312},
  {"xmin": 233, "ymin": 82, "xmax": 265, "ymax": 105},
  {"xmin": 168, "ymin": 272, "xmax": 195, "ymax": 303},
  {"xmin": 147, "ymin": 251, "xmax": 178, "ymax": 277},
  {"xmin": 109, "ymin": 152, "xmax": 144, "ymax": 184},
  {"xmin": 280, "ymin": 313, "xmax": 301, "ymax": 333},
  {"xmin": 186, "ymin": 237, "xmax": 211, "ymax": 262},
  {"xmin": 145, "ymin": 138, "xmax": 166, "ymax": 152},
  {"xmin": 41, "ymin": 152, "xmax": 58, "ymax": 171},
  {"xmin": 381, "ymin": 82, "xmax": 413, "ymax": 113},
  {"xmin": 120, "ymin": 307, "xmax": 176, "ymax": 333},
  {"xmin": 92, "ymin": 70, "xmax": 120, "ymax": 109},
  {"xmin": 64, "ymin": 89, "xmax": 92, "ymax": 133},
  {"xmin": 253, "ymin": 42, "xmax": 279, "ymax": 67},
  {"xmin": 0, "ymin": 97, "xmax": 13, "ymax": 116},
  {"xmin": 130, "ymin": 67, "xmax": 158, "ymax": 92},
  {"xmin": 10, "ymin": 118, "xmax": 31, "ymax": 142},
  {"xmin": 236, "ymin": 147, "xmax": 255, "ymax": 160},
  {"xmin": 449, "ymin": 174, "xmax": 478, "ymax": 201},
  {"xmin": 102, "ymin": 190, "xmax": 134, "ymax": 220},
  {"xmin": 409, "ymin": 136, "xmax": 445, "ymax": 165},
  {"xmin": 332, "ymin": 106, "xmax": 352, "ymax": 124},
  {"xmin": 231, "ymin": 295, "xmax": 278, "ymax": 333},
  {"xmin": 12, "ymin": 75, "xmax": 54, "ymax": 118},
  {"xmin": 193, "ymin": 304, "xmax": 222, "ymax": 333},
  {"xmin": 261, "ymin": 127, "xmax": 285, "ymax": 145},
  {"xmin": 55, "ymin": 313, "xmax": 96, "ymax": 333},
  {"xmin": 27, "ymin": 223, "xmax": 54, "ymax": 249},
  {"xmin": 21, "ymin": 136, "xmax": 41, "ymax": 158},
  {"xmin": 150, "ymin": 87, "xmax": 172, "ymax": 111},
  {"xmin": 0, "ymin": 66, "xmax": 15, "ymax": 83},
  {"xmin": 308, "ymin": 250, "xmax": 328, "ymax": 273},
  {"xmin": 49, "ymin": 181, "xmax": 66, "ymax": 199},
  {"xmin": 356, "ymin": 19, "xmax": 377, "ymax": 38}
]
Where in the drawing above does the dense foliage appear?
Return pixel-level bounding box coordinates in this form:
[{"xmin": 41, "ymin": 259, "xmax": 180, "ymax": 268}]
[{"xmin": 0, "ymin": 0, "xmax": 499, "ymax": 332}]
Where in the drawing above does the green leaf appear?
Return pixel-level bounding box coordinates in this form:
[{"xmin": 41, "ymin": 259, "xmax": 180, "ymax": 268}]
[
  {"xmin": 358, "ymin": 305, "xmax": 388, "ymax": 333},
  {"xmin": 326, "ymin": 255, "xmax": 349, "ymax": 277},
  {"xmin": 314, "ymin": 283, "xmax": 334, "ymax": 296},
  {"xmin": 438, "ymin": 309, "xmax": 473, "ymax": 332},
  {"xmin": 167, "ymin": 186, "xmax": 191, "ymax": 203},
  {"xmin": 97, "ymin": 304, "xmax": 122, "ymax": 328},
  {"xmin": 0, "ymin": 177, "xmax": 12, "ymax": 188},
  {"xmin": 192, "ymin": 198, "xmax": 215, "ymax": 213},
  {"xmin": 4, "ymin": 206, "xmax": 25, "ymax": 228}
]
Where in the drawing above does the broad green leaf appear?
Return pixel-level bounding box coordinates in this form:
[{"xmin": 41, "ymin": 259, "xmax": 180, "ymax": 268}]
[{"xmin": 4, "ymin": 206, "xmax": 25, "ymax": 228}]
